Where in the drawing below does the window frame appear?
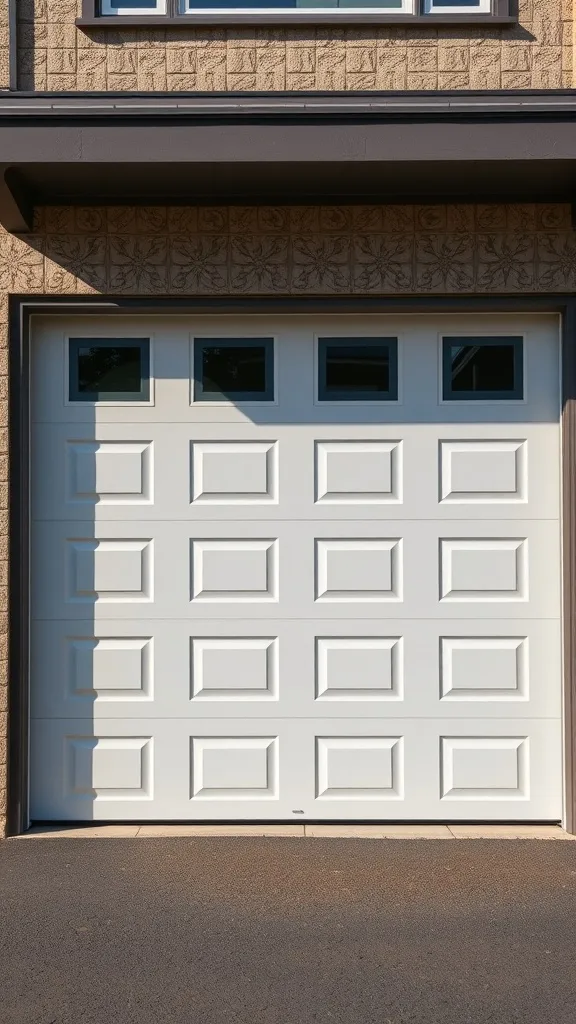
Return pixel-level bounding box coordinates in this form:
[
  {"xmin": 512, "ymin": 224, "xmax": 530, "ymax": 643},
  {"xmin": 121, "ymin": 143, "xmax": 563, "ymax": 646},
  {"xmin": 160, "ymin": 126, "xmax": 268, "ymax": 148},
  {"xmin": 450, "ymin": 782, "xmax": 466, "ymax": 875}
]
[
  {"xmin": 79, "ymin": 0, "xmax": 514, "ymax": 25},
  {"xmin": 100, "ymin": 0, "xmax": 166, "ymax": 13},
  {"xmin": 423, "ymin": 0, "xmax": 490, "ymax": 13},
  {"xmin": 441, "ymin": 335, "xmax": 525, "ymax": 403},
  {"xmin": 317, "ymin": 336, "xmax": 399, "ymax": 404},
  {"xmin": 181, "ymin": 0, "xmax": 411, "ymax": 11},
  {"xmin": 67, "ymin": 337, "xmax": 151, "ymax": 404},
  {"xmin": 192, "ymin": 336, "xmax": 276, "ymax": 404}
]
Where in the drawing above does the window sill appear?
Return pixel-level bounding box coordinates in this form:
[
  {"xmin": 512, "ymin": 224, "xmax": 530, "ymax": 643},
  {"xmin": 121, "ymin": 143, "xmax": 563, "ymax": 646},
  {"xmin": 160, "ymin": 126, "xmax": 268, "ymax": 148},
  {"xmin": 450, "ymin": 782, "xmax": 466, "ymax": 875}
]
[{"xmin": 76, "ymin": 12, "xmax": 516, "ymax": 26}]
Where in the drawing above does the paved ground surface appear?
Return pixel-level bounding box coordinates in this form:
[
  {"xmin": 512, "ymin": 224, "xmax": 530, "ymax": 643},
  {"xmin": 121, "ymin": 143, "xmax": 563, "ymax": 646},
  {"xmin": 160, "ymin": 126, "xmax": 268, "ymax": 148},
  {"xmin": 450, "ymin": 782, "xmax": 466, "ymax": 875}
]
[
  {"xmin": 19, "ymin": 822, "xmax": 575, "ymax": 838},
  {"xmin": 2, "ymin": 838, "xmax": 576, "ymax": 1024}
]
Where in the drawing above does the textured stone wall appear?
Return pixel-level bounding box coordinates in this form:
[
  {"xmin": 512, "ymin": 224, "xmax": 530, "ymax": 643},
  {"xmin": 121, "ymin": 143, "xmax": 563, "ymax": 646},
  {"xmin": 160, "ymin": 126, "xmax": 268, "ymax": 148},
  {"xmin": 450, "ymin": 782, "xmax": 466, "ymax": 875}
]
[
  {"xmin": 0, "ymin": 0, "xmax": 9, "ymax": 89},
  {"xmin": 0, "ymin": 200, "xmax": 574, "ymax": 835},
  {"xmin": 16, "ymin": 0, "xmax": 574, "ymax": 92}
]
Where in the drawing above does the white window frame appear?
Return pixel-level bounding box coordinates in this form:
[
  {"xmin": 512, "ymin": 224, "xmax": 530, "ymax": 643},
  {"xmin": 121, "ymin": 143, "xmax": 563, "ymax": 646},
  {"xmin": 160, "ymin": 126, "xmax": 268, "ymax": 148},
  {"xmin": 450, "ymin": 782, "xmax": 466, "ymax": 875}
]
[{"xmin": 101, "ymin": 0, "xmax": 166, "ymax": 14}]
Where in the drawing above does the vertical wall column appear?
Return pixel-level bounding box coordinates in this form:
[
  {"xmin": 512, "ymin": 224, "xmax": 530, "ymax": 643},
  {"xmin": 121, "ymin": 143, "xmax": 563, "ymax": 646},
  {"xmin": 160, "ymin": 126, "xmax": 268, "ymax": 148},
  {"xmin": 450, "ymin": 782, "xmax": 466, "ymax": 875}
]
[
  {"xmin": 0, "ymin": 0, "xmax": 10, "ymax": 90},
  {"xmin": 563, "ymin": 306, "xmax": 576, "ymax": 833}
]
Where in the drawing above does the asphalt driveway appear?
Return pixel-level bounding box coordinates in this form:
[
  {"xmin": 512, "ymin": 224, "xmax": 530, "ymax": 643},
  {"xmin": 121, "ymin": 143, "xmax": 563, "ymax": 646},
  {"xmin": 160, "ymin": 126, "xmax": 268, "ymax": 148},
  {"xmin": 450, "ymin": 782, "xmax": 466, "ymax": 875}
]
[{"xmin": 1, "ymin": 837, "xmax": 576, "ymax": 1024}]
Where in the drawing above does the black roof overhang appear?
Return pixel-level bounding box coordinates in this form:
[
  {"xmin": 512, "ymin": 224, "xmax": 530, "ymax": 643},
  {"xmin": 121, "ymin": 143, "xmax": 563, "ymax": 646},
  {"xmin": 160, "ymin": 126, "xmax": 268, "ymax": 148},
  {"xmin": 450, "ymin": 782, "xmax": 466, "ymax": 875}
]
[{"xmin": 2, "ymin": 90, "xmax": 576, "ymax": 232}]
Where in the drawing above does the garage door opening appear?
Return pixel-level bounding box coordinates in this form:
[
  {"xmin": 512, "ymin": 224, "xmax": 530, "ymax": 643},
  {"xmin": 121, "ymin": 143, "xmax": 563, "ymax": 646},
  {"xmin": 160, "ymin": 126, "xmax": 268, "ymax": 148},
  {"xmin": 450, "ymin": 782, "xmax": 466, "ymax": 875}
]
[{"xmin": 29, "ymin": 313, "xmax": 563, "ymax": 822}]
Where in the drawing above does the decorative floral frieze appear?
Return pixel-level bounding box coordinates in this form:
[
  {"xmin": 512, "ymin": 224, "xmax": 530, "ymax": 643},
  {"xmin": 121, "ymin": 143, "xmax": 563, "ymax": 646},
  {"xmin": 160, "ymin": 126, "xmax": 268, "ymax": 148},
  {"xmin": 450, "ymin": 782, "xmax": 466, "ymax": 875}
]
[
  {"xmin": 292, "ymin": 236, "xmax": 351, "ymax": 292},
  {"xmin": 7, "ymin": 204, "xmax": 576, "ymax": 296},
  {"xmin": 415, "ymin": 235, "xmax": 474, "ymax": 292},
  {"xmin": 170, "ymin": 236, "xmax": 228, "ymax": 293},
  {"xmin": 476, "ymin": 235, "xmax": 535, "ymax": 291},
  {"xmin": 537, "ymin": 235, "xmax": 576, "ymax": 291},
  {"xmin": 354, "ymin": 235, "xmax": 414, "ymax": 292},
  {"xmin": 231, "ymin": 236, "xmax": 289, "ymax": 293}
]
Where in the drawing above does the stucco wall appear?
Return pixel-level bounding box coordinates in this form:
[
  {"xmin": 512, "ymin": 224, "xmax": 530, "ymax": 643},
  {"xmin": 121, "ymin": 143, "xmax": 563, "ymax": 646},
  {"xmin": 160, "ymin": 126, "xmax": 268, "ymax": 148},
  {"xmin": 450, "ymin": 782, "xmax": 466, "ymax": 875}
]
[
  {"xmin": 16, "ymin": 0, "xmax": 574, "ymax": 92},
  {"xmin": 0, "ymin": 0, "xmax": 10, "ymax": 89},
  {"xmin": 0, "ymin": 200, "xmax": 575, "ymax": 835}
]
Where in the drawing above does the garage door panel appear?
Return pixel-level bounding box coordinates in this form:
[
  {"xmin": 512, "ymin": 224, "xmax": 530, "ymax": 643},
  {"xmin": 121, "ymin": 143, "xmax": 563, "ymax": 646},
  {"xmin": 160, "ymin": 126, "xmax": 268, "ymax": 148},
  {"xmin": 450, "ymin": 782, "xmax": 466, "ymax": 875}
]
[
  {"xmin": 32, "ymin": 313, "xmax": 559, "ymax": 421},
  {"xmin": 311, "ymin": 619, "xmax": 561, "ymax": 719},
  {"xmin": 32, "ymin": 618, "xmax": 560, "ymax": 722},
  {"xmin": 404, "ymin": 425, "xmax": 559, "ymax": 521},
  {"xmin": 31, "ymin": 621, "xmax": 305, "ymax": 720},
  {"xmin": 32, "ymin": 519, "xmax": 560, "ymax": 622},
  {"xmin": 30, "ymin": 717, "xmax": 561, "ymax": 821},
  {"xmin": 308, "ymin": 718, "xmax": 561, "ymax": 820},
  {"xmin": 30, "ymin": 718, "xmax": 305, "ymax": 821},
  {"xmin": 433, "ymin": 720, "xmax": 562, "ymax": 819},
  {"xmin": 33, "ymin": 423, "xmax": 558, "ymax": 523}
]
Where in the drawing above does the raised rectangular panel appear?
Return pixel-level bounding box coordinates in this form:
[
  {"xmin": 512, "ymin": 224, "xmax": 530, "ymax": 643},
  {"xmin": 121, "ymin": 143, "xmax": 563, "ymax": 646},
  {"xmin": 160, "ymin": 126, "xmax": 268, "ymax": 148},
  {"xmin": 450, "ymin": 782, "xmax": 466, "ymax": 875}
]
[
  {"xmin": 315, "ymin": 539, "xmax": 402, "ymax": 601},
  {"xmin": 66, "ymin": 736, "xmax": 152, "ymax": 799},
  {"xmin": 316, "ymin": 737, "xmax": 403, "ymax": 799},
  {"xmin": 191, "ymin": 540, "xmax": 277, "ymax": 602},
  {"xmin": 191, "ymin": 442, "xmax": 277, "ymax": 504},
  {"xmin": 440, "ymin": 539, "xmax": 527, "ymax": 601},
  {"xmin": 191, "ymin": 638, "xmax": 278, "ymax": 700},
  {"xmin": 316, "ymin": 637, "xmax": 402, "ymax": 700},
  {"xmin": 441, "ymin": 737, "xmax": 528, "ymax": 800},
  {"xmin": 191, "ymin": 737, "xmax": 278, "ymax": 799},
  {"xmin": 67, "ymin": 442, "xmax": 152, "ymax": 504},
  {"xmin": 441, "ymin": 637, "xmax": 527, "ymax": 700},
  {"xmin": 66, "ymin": 540, "xmax": 153, "ymax": 602},
  {"xmin": 68, "ymin": 638, "xmax": 152, "ymax": 700},
  {"xmin": 440, "ymin": 440, "xmax": 526, "ymax": 503},
  {"xmin": 315, "ymin": 441, "xmax": 401, "ymax": 504}
]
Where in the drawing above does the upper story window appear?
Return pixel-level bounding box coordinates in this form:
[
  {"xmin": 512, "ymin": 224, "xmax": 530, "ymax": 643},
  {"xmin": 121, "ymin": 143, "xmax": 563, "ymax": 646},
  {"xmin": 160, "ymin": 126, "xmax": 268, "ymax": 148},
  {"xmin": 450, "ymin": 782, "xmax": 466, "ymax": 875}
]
[{"xmin": 84, "ymin": 0, "xmax": 506, "ymax": 21}]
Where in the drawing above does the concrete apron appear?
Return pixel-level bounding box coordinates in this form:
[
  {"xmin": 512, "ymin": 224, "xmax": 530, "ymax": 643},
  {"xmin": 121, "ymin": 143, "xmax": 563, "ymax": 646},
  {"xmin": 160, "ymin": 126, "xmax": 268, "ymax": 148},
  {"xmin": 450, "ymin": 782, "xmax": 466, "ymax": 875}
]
[{"xmin": 11, "ymin": 824, "xmax": 576, "ymax": 839}]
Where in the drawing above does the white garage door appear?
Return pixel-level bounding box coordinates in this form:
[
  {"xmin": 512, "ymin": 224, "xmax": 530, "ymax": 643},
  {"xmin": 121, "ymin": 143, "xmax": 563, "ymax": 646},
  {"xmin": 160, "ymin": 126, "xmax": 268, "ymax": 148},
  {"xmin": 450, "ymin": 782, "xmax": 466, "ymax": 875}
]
[{"xmin": 30, "ymin": 314, "xmax": 562, "ymax": 822}]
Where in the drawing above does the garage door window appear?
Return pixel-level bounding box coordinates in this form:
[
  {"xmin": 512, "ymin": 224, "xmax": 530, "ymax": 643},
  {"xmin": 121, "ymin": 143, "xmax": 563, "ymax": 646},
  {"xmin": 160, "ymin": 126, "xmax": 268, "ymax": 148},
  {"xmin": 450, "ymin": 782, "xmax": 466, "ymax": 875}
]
[
  {"xmin": 68, "ymin": 338, "xmax": 150, "ymax": 402},
  {"xmin": 443, "ymin": 336, "xmax": 523, "ymax": 401},
  {"xmin": 194, "ymin": 338, "xmax": 275, "ymax": 402},
  {"xmin": 318, "ymin": 338, "xmax": 398, "ymax": 402}
]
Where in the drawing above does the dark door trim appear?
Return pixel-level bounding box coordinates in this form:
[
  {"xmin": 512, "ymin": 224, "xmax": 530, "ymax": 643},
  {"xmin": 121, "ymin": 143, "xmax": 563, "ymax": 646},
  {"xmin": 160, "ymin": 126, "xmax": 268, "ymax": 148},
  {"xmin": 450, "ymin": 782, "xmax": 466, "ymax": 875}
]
[{"xmin": 7, "ymin": 294, "xmax": 575, "ymax": 835}]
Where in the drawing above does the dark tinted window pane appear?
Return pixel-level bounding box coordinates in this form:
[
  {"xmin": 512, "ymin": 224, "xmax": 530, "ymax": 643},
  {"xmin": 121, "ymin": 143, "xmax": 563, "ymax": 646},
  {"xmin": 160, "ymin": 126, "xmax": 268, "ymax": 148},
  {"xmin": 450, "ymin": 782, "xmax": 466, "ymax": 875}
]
[
  {"xmin": 326, "ymin": 345, "xmax": 389, "ymax": 394},
  {"xmin": 69, "ymin": 339, "xmax": 149, "ymax": 401},
  {"xmin": 77, "ymin": 345, "xmax": 142, "ymax": 394},
  {"xmin": 195, "ymin": 339, "xmax": 274, "ymax": 401},
  {"xmin": 319, "ymin": 339, "xmax": 397, "ymax": 401},
  {"xmin": 203, "ymin": 346, "xmax": 266, "ymax": 394},
  {"xmin": 444, "ymin": 337, "xmax": 522, "ymax": 399}
]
